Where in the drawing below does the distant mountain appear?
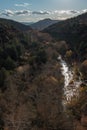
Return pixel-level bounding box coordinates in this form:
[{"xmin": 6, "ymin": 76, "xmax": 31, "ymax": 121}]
[
  {"xmin": 0, "ymin": 18, "xmax": 31, "ymax": 31},
  {"xmin": 44, "ymin": 13, "xmax": 87, "ymax": 61},
  {"xmin": 30, "ymin": 18, "xmax": 60, "ymax": 30},
  {"xmin": 22, "ymin": 22, "xmax": 34, "ymax": 26}
]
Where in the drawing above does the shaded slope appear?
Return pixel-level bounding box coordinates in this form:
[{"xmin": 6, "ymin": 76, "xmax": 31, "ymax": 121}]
[
  {"xmin": 44, "ymin": 13, "xmax": 87, "ymax": 61},
  {"xmin": 0, "ymin": 18, "xmax": 31, "ymax": 31}
]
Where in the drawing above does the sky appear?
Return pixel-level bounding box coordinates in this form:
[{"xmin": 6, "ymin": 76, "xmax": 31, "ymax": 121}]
[{"xmin": 0, "ymin": 0, "xmax": 87, "ymax": 22}]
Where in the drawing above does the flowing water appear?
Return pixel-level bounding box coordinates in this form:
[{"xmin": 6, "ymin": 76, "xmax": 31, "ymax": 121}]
[{"xmin": 58, "ymin": 55, "xmax": 82, "ymax": 106}]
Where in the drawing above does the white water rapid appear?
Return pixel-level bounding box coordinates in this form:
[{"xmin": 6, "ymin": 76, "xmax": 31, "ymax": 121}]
[{"xmin": 58, "ymin": 55, "xmax": 82, "ymax": 105}]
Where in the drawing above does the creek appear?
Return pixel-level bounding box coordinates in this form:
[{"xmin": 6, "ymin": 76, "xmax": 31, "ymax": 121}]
[{"xmin": 58, "ymin": 55, "xmax": 82, "ymax": 107}]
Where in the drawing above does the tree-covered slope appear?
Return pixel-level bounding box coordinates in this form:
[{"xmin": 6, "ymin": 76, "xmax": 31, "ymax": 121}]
[
  {"xmin": 44, "ymin": 12, "xmax": 87, "ymax": 61},
  {"xmin": 0, "ymin": 17, "xmax": 75, "ymax": 130},
  {"xmin": 0, "ymin": 18, "xmax": 31, "ymax": 31},
  {"xmin": 0, "ymin": 15, "xmax": 87, "ymax": 130}
]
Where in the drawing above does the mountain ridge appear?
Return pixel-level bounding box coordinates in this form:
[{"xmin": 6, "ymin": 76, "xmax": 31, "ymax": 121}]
[{"xmin": 30, "ymin": 18, "xmax": 60, "ymax": 30}]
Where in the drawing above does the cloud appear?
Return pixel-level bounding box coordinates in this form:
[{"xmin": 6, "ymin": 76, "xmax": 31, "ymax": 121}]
[
  {"xmin": 44, "ymin": 10, "xmax": 80, "ymax": 21},
  {"xmin": 70, "ymin": 10, "xmax": 79, "ymax": 14},
  {"xmin": 15, "ymin": 3, "xmax": 31, "ymax": 7},
  {"xmin": 82, "ymin": 9, "xmax": 87, "ymax": 13},
  {"xmin": 53, "ymin": 10, "xmax": 79, "ymax": 15},
  {"xmin": 32, "ymin": 11, "xmax": 50, "ymax": 15},
  {"xmin": 1, "ymin": 10, "xmax": 14, "ymax": 16},
  {"xmin": 1, "ymin": 10, "xmax": 31, "ymax": 16},
  {"xmin": 0, "ymin": 10, "xmax": 50, "ymax": 17},
  {"xmin": 0, "ymin": 9, "xmax": 87, "ymax": 21},
  {"xmin": 49, "ymin": 10, "xmax": 80, "ymax": 20},
  {"xmin": 15, "ymin": 10, "xmax": 31, "ymax": 16}
]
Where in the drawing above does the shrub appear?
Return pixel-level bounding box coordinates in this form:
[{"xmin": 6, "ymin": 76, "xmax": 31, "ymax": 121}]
[
  {"xmin": 0, "ymin": 67, "xmax": 7, "ymax": 88},
  {"xmin": 4, "ymin": 56, "xmax": 16, "ymax": 70},
  {"xmin": 80, "ymin": 60, "xmax": 87, "ymax": 80},
  {"xmin": 36, "ymin": 49, "xmax": 47, "ymax": 65}
]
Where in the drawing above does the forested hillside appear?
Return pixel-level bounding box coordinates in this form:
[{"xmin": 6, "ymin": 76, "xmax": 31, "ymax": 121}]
[
  {"xmin": 0, "ymin": 20, "xmax": 68, "ymax": 130},
  {"xmin": 44, "ymin": 12, "xmax": 87, "ymax": 61},
  {"xmin": 0, "ymin": 13, "xmax": 87, "ymax": 130},
  {"xmin": 44, "ymin": 13, "xmax": 87, "ymax": 130},
  {"xmin": 0, "ymin": 18, "xmax": 31, "ymax": 31}
]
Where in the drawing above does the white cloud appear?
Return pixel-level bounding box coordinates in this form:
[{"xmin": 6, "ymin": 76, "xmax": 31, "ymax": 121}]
[
  {"xmin": 0, "ymin": 9, "xmax": 87, "ymax": 21},
  {"xmin": 32, "ymin": 11, "xmax": 50, "ymax": 15},
  {"xmin": 15, "ymin": 3, "xmax": 31, "ymax": 7},
  {"xmin": 49, "ymin": 10, "xmax": 80, "ymax": 20},
  {"xmin": 15, "ymin": 10, "xmax": 31, "ymax": 16},
  {"xmin": 1, "ymin": 10, "xmax": 14, "ymax": 16},
  {"xmin": 82, "ymin": 9, "xmax": 87, "ymax": 13},
  {"xmin": 70, "ymin": 10, "xmax": 79, "ymax": 14},
  {"xmin": 53, "ymin": 10, "xmax": 79, "ymax": 15},
  {"xmin": 15, "ymin": 10, "xmax": 50, "ymax": 16},
  {"xmin": 0, "ymin": 10, "xmax": 50, "ymax": 17}
]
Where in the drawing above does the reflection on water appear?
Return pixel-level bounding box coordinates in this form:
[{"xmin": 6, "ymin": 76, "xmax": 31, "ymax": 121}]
[{"xmin": 58, "ymin": 55, "xmax": 82, "ymax": 105}]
